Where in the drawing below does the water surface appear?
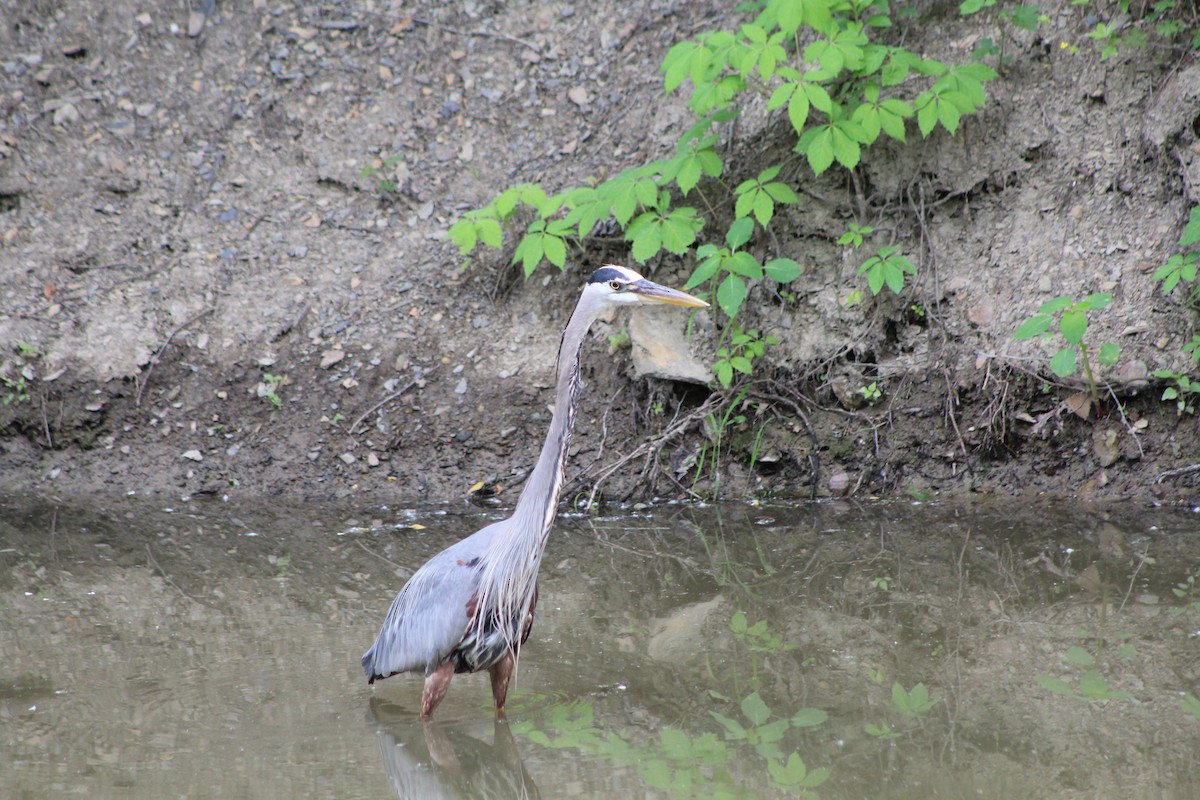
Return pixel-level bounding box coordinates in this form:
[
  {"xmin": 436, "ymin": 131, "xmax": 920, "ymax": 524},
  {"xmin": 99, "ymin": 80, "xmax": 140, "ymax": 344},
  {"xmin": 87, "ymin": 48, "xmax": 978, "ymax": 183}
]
[{"xmin": 2, "ymin": 494, "xmax": 1198, "ymax": 798}]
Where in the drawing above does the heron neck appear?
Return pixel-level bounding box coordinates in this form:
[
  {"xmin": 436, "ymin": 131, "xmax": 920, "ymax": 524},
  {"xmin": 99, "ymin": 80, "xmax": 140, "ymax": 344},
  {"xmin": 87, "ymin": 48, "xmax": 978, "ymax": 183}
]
[{"xmin": 510, "ymin": 293, "xmax": 597, "ymax": 540}]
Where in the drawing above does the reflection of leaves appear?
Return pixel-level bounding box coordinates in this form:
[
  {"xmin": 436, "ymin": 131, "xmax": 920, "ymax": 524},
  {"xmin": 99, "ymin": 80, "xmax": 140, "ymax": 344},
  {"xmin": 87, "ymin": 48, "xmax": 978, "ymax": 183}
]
[
  {"xmin": 891, "ymin": 682, "xmax": 935, "ymax": 717},
  {"xmin": 1035, "ymin": 670, "xmax": 1134, "ymax": 702},
  {"xmin": 791, "ymin": 708, "xmax": 829, "ymax": 728},
  {"xmin": 1064, "ymin": 646, "xmax": 1095, "ymax": 667},
  {"xmin": 741, "ymin": 692, "xmax": 771, "ymax": 726},
  {"xmin": 709, "ymin": 710, "xmax": 748, "ymax": 740},
  {"xmin": 1181, "ymin": 693, "xmax": 1200, "ymax": 721},
  {"xmin": 769, "ymin": 752, "xmax": 831, "ymax": 789}
]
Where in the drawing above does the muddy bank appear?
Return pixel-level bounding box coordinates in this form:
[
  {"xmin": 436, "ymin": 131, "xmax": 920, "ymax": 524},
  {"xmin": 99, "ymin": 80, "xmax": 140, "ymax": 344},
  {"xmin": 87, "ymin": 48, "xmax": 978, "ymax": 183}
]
[{"xmin": 2, "ymin": 0, "xmax": 1200, "ymax": 504}]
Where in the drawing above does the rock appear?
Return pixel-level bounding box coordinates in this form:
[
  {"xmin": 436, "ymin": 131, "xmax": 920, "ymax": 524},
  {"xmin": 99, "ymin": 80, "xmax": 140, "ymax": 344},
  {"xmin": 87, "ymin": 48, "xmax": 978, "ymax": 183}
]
[
  {"xmin": 320, "ymin": 348, "xmax": 345, "ymax": 369},
  {"xmin": 647, "ymin": 597, "xmax": 722, "ymax": 663},
  {"xmin": 1093, "ymin": 428, "xmax": 1121, "ymax": 468},
  {"xmin": 52, "ymin": 102, "xmax": 79, "ymax": 126},
  {"xmin": 339, "ymin": 452, "xmax": 356, "ymax": 465},
  {"xmin": 1117, "ymin": 359, "xmax": 1148, "ymax": 388},
  {"xmin": 967, "ymin": 303, "xmax": 995, "ymax": 327},
  {"xmin": 567, "ymin": 86, "xmax": 590, "ymax": 106},
  {"xmin": 829, "ymin": 470, "xmax": 851, "ymax": 495},
  {"xmin": 629, "ymin": 308, "xmax": 712, "ymax": 385},
  {"xmin": 181, "ymin": 449, "xmax": 203, "ymax": 462}
]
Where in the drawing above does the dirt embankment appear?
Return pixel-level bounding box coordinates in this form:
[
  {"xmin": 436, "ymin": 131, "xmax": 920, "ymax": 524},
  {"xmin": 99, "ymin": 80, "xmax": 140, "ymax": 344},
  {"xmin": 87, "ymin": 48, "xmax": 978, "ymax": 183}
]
[{"xmin": 1, "ymin": 0, "xmax": 1199, "ymax": 504}]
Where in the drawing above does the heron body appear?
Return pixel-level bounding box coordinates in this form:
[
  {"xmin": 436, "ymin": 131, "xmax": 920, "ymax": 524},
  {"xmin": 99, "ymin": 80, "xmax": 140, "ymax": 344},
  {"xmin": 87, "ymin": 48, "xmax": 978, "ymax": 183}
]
[{"xmin": 362, "ymin": 265, "xmax": 708, "ymax": 717}]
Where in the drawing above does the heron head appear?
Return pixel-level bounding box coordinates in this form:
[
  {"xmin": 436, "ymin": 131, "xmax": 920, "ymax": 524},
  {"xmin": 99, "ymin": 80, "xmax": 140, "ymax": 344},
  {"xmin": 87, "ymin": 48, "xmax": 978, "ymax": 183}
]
[{"xmin": 586, "ymin": 264, "xmax": 709, "ymax": 308}]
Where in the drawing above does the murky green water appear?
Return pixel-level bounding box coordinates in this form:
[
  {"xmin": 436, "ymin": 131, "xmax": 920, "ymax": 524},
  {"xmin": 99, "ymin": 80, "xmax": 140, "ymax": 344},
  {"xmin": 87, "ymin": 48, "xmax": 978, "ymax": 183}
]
[{"xmin": 2, "ymin": 494, "xmax": 1199, "ymax": 799}]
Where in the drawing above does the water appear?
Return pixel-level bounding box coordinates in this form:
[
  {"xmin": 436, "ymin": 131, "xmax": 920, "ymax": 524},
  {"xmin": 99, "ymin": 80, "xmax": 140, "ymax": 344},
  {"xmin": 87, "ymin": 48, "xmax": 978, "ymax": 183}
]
[{"xmin": 2, "ymin": 494, "xmax": 1198, "ymax": 799}]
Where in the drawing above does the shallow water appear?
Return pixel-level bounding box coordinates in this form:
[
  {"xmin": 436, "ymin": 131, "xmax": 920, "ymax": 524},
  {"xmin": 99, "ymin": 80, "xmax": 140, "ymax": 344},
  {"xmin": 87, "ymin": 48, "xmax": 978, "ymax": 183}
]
[{"xmin": 1, "ymin": 494, "xmax": 1198, "ymax": 799}]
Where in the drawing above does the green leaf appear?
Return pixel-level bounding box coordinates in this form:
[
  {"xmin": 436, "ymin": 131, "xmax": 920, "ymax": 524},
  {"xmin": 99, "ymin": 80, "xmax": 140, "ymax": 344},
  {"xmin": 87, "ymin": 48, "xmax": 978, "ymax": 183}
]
[
  {"xmin": 663, "ymin": 41, "xmax": 702, "ymax": 94},
  {"xmin": 727, "ymin": 251, "xmax": 764, "ymax": 279},
  {"xmin": 726, "ymin": 217, "xmax": 755, "ymax": 250},
  {"xmin": 1064, "ymin": 646, "xmax": 1095, "ymax": 667},
  {"xmin": 768, "ymin": 753, "xmax": 808, "ymax": 787},
  {"xmin": 476, "ymin": 217, "xmax": 503, "ymax": 249},
  {"xmin": 1181, "ymin": 693, "xmax": 1200, "ymax": 720},
  {"xmin": 790, "ymin": 707, "xmax": 828, "ymax": 728},
  {"xmin": 448, "ymin": 219, "xmax": 478, "ymax": 254},
  {"xmin": 730, "ymin": 610, "xmax": 747, "ymax": 634},
  {"xmin": 710, "ymin": 710, "xmax": 748, "ymax": 739},
  {"xmin": 627, "ymin": 212, "xmax": 663, "ymax": 262},
  {"xmin": 830, "ymin": 125, "xmax": 862, "ymax": 169},
  {"xmin": 1098, "ymin": 341, "xmax": 1120, "ymax": 365},
  {"xmin": 688, "ymin": 250, "xmax": 726, "ymax": 288},
  {"xmin": 1078, "ymin": 292, "xmax": 1113, "ymax": 310},
  {"xmin": 787, "ymin": 88, "xmax": 810, "ymax": 135},
  {"xmin": 661, "ymin": 207, "xmax": 701, "ymax": 254},
  {"xmin": 543, "ymin": 232, "xmax": 567, "ymax": 268},
  {"xmin": 765, "ymin": 257, "xmax": 802, "ymax": 283},
  {"xmin": 756, "ymin": 718, "xmax": 789, "ymax": 742},
  {"xmin": 715, "ymin": 360, "xmax": 733, "ymax": 387},
  {"xmin": 753, "ymin": 190, "xmax": 775, "ymax": 226},
  {"xmin": 659, "ymin": 727, "xmax": 692, "ymax": 760},
  {"xmin": 916, "ymin": 93, "xmax": 938, "ymax": 137},
  {"xmin": 717, "ymin": 273, "xmax": 748, "ymax": 319},
  {"xmin": 1012, "ymin": 316, "xmax": 1052, "ymax": 340},
  {"xmin": 1058, "ymin": 309, "xmax": 1087, "ymax": 346},
  {"xmin": 802, "ymin": 127, "xmax": 835, "ymax": 175},
  {"xmin": 1050, "ymin": 348, "xmax": 1078, "ymax": 377},
  {"xmin": 1180, "ymin": 205, "xmax": 1200, "ymax": 247},
  {"xmin": 1035, "ymin": 675, "xmax": 1080, "ymax": 698},
  {"xmin": 1038, "ymin": 295, "xmax": 1075, "ymax": 313}
]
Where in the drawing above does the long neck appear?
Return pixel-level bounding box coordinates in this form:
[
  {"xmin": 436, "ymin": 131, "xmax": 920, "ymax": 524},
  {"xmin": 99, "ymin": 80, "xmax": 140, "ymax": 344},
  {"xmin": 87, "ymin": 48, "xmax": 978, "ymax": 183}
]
[{"xmin": 509, "ymin": 293, "xmax": 597, "ymax": 540}]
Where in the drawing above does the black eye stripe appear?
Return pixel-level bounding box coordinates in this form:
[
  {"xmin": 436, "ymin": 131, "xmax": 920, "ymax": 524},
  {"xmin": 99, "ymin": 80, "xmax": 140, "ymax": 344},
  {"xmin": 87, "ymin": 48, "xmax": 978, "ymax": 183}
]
[{"xmin": 589, "ymin": 266, "xmax": 628, "ymax": 285}]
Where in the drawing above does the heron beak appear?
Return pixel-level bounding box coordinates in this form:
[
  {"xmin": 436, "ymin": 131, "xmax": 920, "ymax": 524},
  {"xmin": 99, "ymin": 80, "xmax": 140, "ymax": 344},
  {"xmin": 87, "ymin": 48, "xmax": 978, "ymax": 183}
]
[{"xmin": 629, "ymin": 279, "xmax": 710, "ymax": 308}]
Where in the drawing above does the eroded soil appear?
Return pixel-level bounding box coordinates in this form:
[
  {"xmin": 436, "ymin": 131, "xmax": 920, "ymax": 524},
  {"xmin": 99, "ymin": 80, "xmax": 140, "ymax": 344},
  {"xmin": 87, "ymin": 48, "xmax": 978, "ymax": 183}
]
[{"xmin": 2, "ymin": 0, "xmax": 1200, "ymax": 504}]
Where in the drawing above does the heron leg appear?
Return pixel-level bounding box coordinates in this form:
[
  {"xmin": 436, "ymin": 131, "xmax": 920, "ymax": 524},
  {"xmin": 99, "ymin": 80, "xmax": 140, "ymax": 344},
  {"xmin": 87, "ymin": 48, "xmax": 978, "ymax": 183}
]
[
  {"xmin": 421, "ymin": 660, "xmax": 456, "ymax": 719},
  {"xmin": 489, "ymin": 651, "xmax": 516, "ymax": 712}
]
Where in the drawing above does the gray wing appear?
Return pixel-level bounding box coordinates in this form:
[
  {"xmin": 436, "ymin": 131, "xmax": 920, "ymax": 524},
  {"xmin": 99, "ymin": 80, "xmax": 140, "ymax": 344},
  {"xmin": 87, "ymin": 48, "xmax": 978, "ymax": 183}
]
[{"xmin": 362, "ymin": 520, "xmax": 504, "ymax": 681}]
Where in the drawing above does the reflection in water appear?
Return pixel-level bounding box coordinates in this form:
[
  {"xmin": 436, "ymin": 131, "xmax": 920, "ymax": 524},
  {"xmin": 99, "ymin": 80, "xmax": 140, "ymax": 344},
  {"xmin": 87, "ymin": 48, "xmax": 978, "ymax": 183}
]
[
  {"xmin": 369, "ymin": 699, "xmax": 539, "ymax": 800},
  {"xmin": 2, "ymin": 494, "xmax": 1200, "ymax": 798}
]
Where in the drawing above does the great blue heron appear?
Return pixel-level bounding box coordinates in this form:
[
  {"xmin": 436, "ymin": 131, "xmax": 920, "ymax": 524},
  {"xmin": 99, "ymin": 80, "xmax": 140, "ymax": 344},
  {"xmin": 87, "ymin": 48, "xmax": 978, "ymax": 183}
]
[{"xmin": 362, "ymin": 264, "xmax": 708, "ymax": 717}]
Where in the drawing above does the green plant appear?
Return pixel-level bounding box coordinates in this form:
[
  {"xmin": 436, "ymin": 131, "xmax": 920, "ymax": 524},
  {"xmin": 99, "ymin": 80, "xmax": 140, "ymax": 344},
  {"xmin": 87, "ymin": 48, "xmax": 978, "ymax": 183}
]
[
  {"xmin": 1035, "ymin": 633, "xmax": 1137, "ymax": 702},
  {"xmin": 261, "ymin": 372, "xmax": 284, "ymax": 409},
  {"xmin": 864, "ymin": 721, "xmax": 901, "ymax": 739},
  {"xmin": 1154, "ymin": 206, "xmax": 1200, "ymax": 304},
  {"xmin": 1153, "ymin": 369, "xmax": 1200, "ymax": 415},
  {"xmin": 1086, "ymin": 18, "xmax": 1148, "ymax": 60},
  {"xmin": 730, "ymin": 609, "xmax": 788, "ymax": 654},
  {"xmin": 1169, "ymin": 569, "xmax": 1200, "ymax": 616},
  {"xmin": 713, "ymin": 326, "xmax": 777, "ymax": 388},
  {"xmin": 359, "ymin": 152, "xmax": 405, "ymax": 193},
  {"xmin": 1182, "ymin": 693, "xmax": 1200, "ymax": 721},
  {"xmin": 857, "ymin": 381, "xmax": 882, "ymax": 403},
  {"xmin": 858, "ymin": 246, "xmax": 917, "ymax": 296},
  {"xmin": 837, "ymin": 222, "xmax": 873, "ymax": 247},
  {"xmin": 1034, "ymin": 669, "xmax": 1134, "ymax": 702},
  {"xmin": 1012, "ymin": 293, "xmax": 1120, "ymax": 414},
  {"xmin": 959, "ymin": 0, "xmax": 1045, "ymax": 67},
  {"xmin": 607, "ymin": 328, "xmax": 631, "ymax": 352},
  {"xmin": 869, "ymin": 575, "xmax": 891, "ymax": 591},
  {"xmin": 890, "ymin": 681, "xmax": 936, "ymax": 718},
  {"xmin": 907, "ymin": 482, "xmax": 932, "ymax": 501},
  {"xmin": 2, "ymin": 375, "xmax": 30, "ymax": 406},
  {"xmin": 451, "ymin": 0, "xmax": 995, "ymax": 388},
  {"xmin": 16, "ymin": 341, "xmax": 37, "ymax": 356}
]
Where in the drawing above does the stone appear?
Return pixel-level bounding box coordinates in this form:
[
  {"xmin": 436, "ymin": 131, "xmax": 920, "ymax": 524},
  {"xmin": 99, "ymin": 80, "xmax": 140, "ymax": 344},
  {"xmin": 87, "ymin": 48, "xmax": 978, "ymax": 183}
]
[{"xmin": 629, "ymin": 308, "xmax": 712, "ymax": 385}]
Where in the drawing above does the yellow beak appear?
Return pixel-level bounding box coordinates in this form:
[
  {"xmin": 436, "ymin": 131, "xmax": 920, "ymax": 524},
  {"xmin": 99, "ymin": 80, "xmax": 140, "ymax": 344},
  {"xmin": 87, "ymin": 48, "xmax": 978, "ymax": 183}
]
[{"xmin": 629, "ymin": 279, "xmax": 709, "ymax": 308}]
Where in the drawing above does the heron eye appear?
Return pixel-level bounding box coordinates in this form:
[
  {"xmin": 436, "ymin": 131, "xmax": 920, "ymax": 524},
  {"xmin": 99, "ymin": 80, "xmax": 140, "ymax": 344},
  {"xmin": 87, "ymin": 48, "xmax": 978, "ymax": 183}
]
[{"xmin": 609, "ymin": 280, "xmax": 623, "ymax": 291}]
